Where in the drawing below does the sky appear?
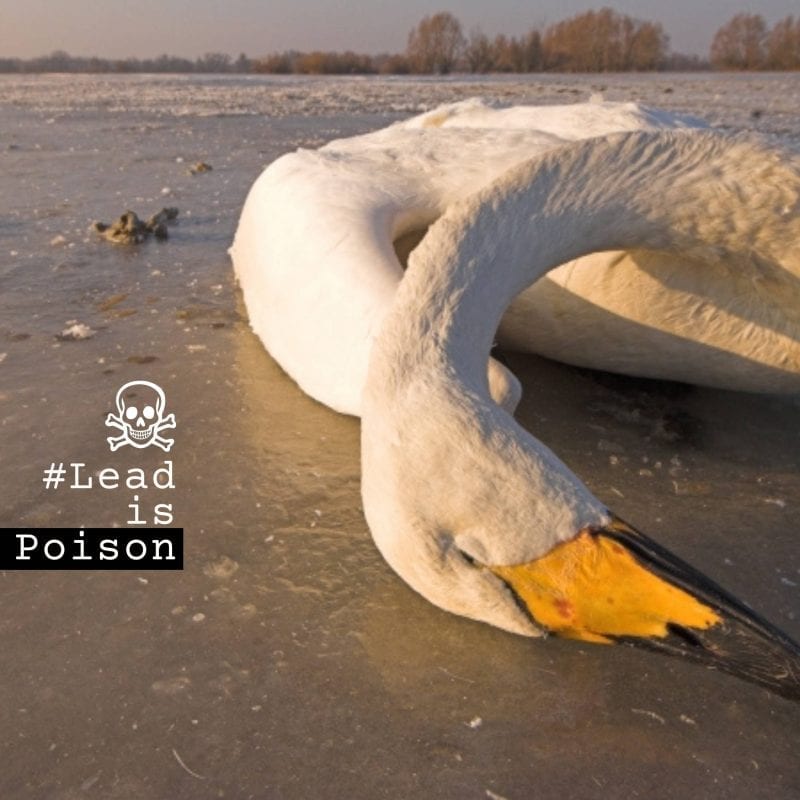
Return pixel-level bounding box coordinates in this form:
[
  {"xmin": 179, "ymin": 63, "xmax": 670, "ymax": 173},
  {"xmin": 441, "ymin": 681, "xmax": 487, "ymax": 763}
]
[{"xmin": 1, "ymin": 1, "xmax": 798, "ymax": 60}]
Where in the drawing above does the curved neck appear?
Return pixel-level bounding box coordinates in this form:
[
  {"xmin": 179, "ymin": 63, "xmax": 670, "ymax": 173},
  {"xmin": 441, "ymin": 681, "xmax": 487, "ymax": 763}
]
[{"xmin": 377, "ymin": 130, "xmax": 797, "ymax": 392}]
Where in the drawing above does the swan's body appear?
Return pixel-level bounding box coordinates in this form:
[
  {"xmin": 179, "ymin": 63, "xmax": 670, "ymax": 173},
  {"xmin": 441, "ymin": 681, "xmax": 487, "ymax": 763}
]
[
  {"xmin": 231, "ymin": 100, "xmax": 800, "ymax": 416},
  {"xmin": 232, "ymin": 104, "xmax": 800, "ymax": 699}
]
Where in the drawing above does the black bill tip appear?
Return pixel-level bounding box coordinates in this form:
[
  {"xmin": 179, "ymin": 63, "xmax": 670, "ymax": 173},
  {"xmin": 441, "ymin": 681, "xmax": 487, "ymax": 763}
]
[{"xmin": 605, "ymin": 516, "xmax": 800, "ymax": 702}]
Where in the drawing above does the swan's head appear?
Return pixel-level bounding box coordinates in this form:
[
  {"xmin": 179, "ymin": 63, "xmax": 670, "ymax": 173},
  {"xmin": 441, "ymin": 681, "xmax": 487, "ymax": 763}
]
[{"xmin": 361, "ymin": 376, "xmax": 800, "ymax": 701}]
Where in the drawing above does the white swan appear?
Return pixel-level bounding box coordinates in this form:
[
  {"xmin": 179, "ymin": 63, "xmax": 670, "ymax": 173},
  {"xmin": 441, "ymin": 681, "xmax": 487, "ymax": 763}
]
[
  {"xmin": 232, "ymin": 105, "xmax": 800, "ymax": 699},
  {"xmin": 231, "ymin": 99, "xmax": 800, "ymax": 417},
  {"xmin": 361, "ymin": 129, "xmax": 800, "ymax": 699}
]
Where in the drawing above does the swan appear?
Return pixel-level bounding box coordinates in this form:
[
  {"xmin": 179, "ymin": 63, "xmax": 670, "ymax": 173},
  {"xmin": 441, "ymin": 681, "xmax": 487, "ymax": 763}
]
[
  {"xmin": 231, "ymin": 99, "xmax": 800, "ymax": 417},
  {"xmin": 231, "ymin": 104, "xmax": 800, "ymax": 699},
  {"xmin": 361, "ymin": 129, "xmax": 800, "ymax": 700}
]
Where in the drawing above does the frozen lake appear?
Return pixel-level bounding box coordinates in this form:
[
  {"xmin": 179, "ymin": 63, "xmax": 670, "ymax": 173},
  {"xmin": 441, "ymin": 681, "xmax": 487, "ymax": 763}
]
[{"xmin": 1, "ymin": 73, "xmax": 799, "ymax": 798}]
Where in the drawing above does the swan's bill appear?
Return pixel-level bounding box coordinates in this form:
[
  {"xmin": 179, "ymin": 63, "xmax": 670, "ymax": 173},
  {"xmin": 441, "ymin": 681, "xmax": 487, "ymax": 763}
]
[{"xmin": 491, "ymin": 517, "xmax": 800, "ymax": 701}]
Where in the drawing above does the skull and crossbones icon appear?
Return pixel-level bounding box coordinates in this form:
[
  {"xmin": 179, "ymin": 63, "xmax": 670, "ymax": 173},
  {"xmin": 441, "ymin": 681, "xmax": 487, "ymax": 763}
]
[{"xmin": 106, "ymin": 380, "xmax": 175, "ymax": 452}]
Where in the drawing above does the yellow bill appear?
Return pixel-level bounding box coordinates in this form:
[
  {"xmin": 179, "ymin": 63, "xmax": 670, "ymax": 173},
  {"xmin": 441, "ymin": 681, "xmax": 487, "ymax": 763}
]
[
  {"xmin": 492, "ymin": 528, "xmax": 719, "ymax": 644},
  {"xmin": 490, "ymin": 516, "xmax": 800, "ymax": 701}
]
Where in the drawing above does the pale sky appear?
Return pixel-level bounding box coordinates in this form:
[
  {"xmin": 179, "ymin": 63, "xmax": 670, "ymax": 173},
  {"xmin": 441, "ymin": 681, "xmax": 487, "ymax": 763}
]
[{"xmin": 1, "ymin": 1, "xmax": 798, "ymax": 59}]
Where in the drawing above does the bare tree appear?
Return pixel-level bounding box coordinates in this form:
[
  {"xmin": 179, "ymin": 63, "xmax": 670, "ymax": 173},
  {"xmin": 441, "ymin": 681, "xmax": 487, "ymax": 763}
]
[
  {"xmin": 542, "ymin": 8, "xmax": 667, "ymax": 72},
  {"xmin": 234, "ymin": 53, "xmax": 251, "ymax": 73},
  {"xmin": 465, "ymin": 28, "xmax": 493, "ymax": 73},
  {"xmin": 464, "ymin": 27, "xmax": 542, "ymax": 74},
  {"xmin": 407, "ymin": 12, "xmax": 465, "ymax": 74},
  {"xmin": 520, "ymin": 30, "xmax": 543, "ymax": 72},
  {"xmin": 766, "ymin": 16, "xmax": 800, "ymax": 70},
  {"xmin": 196, "ymin": 52, "xmax": 232, "ymax": 73},
  {"xmin": 624, "ymin": 21, "xmax": 669, "ymax": 70},
  {"xmin": 491, "ymin": 35, "xmax": 518, "ymax": 72},
  {"xmin": 710, "ymin": 13, "xmax": 767, "ymax": 69}
]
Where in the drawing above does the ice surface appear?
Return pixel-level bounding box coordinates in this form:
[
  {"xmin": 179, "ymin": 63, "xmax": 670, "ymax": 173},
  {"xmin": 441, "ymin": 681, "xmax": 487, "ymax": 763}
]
[
  {"xmin": 0, "ymin": 74, "xmax": 798, "ymax": 799},
  {"xmin": 1, "ymin": 72, "xmax": 800, "ymax": 138}
]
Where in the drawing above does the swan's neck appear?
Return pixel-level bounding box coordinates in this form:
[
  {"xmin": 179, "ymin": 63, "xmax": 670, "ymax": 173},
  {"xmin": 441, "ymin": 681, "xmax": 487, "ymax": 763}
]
[
  {"xmin": 360, "ymin": 129, "xmax": 798, "ymax": 617},
  {"xmin": 375, "ymin": 130, "xmax": 797, "ymax": 395}
]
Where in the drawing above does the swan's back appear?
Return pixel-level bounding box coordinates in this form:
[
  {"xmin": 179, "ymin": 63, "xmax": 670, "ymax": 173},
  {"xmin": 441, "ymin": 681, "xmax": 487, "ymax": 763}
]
[
  {"xmin": 372, "ymin": 130, "xmax": 800, "ymax": 409},
  {"xmin": 231, "ymin": 101, "xmax": 800, "ymax": 414}
]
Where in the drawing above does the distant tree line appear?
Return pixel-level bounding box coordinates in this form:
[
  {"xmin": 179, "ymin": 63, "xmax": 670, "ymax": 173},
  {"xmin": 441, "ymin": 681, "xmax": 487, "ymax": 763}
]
[
  {"xmin": 252, "ymin": 50, "xmax": 401, "ymax": 75},
  {"xmin": 1, "ymin": 9, "xmax": 798, "ymax": 75},
  {"xmin": 255, "ymin": 9, "xmax": 696, "ymax": 75},
  {"xmin": 461, "ymin": 9, "xmax": 671, "ymax": 73},
  {"xmin": 711, "ymin": 14, "xmax": 800, "ymax": 70},
  {"xmin": 0, "ymin": 51, "xmax": 253, "ymax": 74}
]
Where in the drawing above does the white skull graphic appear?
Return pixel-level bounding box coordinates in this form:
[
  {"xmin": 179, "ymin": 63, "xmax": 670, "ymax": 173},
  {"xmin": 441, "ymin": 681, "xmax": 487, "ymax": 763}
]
[{"xmin": 106, "ymin": 380, "xmax": 176, "ymax": 451}]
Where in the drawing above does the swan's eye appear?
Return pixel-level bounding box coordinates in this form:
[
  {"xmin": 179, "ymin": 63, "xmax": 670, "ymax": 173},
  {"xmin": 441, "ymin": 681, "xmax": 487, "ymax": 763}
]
[{"xmin": 457, "ymin": 548, "xmax": 478, "ymax": 567}]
